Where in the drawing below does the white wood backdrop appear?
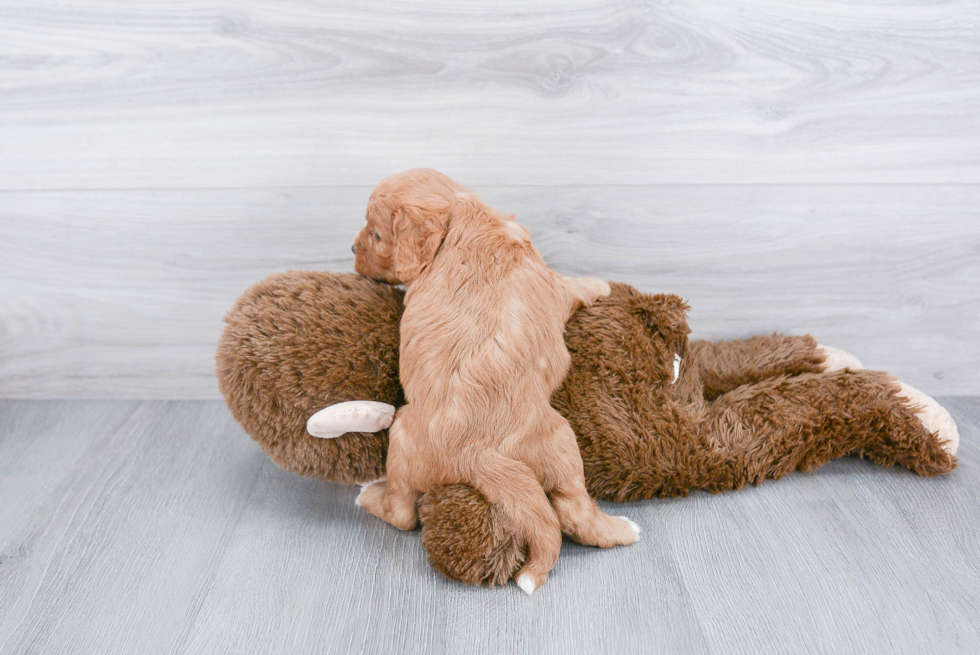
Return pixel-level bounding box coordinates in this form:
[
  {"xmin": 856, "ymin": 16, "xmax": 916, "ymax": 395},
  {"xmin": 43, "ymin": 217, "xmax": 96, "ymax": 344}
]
[{"xmin": 1, "ymin": 0, "xmax": 978, "ymax": 398}]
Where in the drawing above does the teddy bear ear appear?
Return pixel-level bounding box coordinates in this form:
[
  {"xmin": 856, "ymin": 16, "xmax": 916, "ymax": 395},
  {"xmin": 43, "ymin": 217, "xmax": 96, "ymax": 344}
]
[
  {"xmin": 306, "ymin": 401, "xmax": 395, "ymax": 438},
  {"xmin": 391, "ymin": 205, "xmax": 448, "ymax": 284}
]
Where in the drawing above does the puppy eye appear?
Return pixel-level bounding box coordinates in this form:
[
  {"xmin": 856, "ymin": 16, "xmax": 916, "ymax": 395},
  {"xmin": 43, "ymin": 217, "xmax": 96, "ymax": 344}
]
[{"xmin": 374, "ymin": 232, "xmax": 381, "ymax": 242}]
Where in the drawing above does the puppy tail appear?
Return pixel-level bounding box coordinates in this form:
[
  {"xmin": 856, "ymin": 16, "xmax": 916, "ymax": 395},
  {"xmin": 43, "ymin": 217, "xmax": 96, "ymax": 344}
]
[{"xmin": 470, "ymin": 455, "xmax": 562, "ymax": 594}]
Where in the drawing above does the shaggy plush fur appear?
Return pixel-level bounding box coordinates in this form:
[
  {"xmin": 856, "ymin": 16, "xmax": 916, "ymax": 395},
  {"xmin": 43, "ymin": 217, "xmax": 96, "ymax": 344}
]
[
  {"xmin": 217, "ymin": 271, "xmax": 957, "ymax": 587},
  {"xmin": 419, "ymin": 484, "xmax": 528, "ymax": 587}
]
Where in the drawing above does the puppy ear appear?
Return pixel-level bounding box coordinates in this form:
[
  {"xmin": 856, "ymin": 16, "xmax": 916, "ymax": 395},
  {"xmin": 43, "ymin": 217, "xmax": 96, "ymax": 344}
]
[{"xmin": 391, "ymin": 205, "xmax": 448, "ymax": 283}]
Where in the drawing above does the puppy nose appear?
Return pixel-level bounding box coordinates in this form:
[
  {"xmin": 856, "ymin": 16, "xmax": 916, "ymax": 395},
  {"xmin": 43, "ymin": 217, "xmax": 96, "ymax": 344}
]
[{"xmin": 351, "ymin": 244, "xmax": 356, "ymax": 254}]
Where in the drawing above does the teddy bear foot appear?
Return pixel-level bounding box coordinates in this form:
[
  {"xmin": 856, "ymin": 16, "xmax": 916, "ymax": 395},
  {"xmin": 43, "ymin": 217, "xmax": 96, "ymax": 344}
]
[
  {"xmin": 816, "ymin": 344, "xmax": 864, "ymax": 373},
  {"xmin": 895, "ymin": 382, "xmax": 960, "ymax": 456}
]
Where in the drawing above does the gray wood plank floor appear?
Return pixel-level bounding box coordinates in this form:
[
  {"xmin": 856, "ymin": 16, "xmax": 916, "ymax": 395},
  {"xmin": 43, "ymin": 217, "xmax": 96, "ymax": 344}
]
[{"xmin": 1, "ymin": 398, "xmax": 977, "ymax": 654}]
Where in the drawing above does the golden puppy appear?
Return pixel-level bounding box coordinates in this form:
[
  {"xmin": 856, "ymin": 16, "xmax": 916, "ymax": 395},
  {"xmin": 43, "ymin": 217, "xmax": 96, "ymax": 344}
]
[{"xmin": 352, "ymin": 169, "xmax": 638, "ymax": 593}]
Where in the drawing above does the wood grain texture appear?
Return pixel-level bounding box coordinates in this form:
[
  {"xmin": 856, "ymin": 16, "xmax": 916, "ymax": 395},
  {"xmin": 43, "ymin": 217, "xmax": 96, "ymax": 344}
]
[
  {"xmin": 1, "ymin": 0, "xmax": 979, "ymax": 189},
  {"xmin": 0, "ymin": 399, "xmax": 977, "ymax": 654},
  {"xmin": 1, "ymin": 185, "xmax": 977, "ymax": 398},
  {"xmin": 0, "ymin": 401, "xmax": 266, "ymax": 655},
  {"xmin": 2, "ymin": 0, "xmax": 978, "ymax": 399},
  {"xmin": 0, "ymin": 401, "xmax": 127, "ymax": 546}
]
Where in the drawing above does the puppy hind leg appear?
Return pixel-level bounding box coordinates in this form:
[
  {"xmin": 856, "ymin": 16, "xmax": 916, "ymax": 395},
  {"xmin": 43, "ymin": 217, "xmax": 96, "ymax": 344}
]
[
  {"xmin": 542, "ymin": 423, "xmax": 640, "ymax": 547},
  {"xmin": 549, "ymin": 480, "xmax": 640, "ymax": 548},
  {"xmin": 471, "ymin": 456, "xmax": 562, "ymax": 595}
]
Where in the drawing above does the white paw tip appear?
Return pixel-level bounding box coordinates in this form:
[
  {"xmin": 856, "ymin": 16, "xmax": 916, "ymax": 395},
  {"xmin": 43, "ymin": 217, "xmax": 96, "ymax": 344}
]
[
  {"xmin": 896, "ymin": 382, "xmax": 960, "ymax": 456},
  {"xmin": 817, "ymin": 344, "xmax": 863, "ymax": 372},
  {"xmin": 516, "ymin": 574, "xmax": 537, "ymax": 595},
  {"xmin": 618, "ymin": 516, "xmax": 642, "ymax": 539},
  {"xmin": 598, "ymin": 280, "xmax": 612, "ymax": 296}
]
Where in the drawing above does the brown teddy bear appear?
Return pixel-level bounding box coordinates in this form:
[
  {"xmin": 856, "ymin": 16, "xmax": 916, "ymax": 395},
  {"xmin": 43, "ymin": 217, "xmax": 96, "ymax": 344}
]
[{"xmin": 216, "ymin": 270, "xmax": 959, "ymax": 587}]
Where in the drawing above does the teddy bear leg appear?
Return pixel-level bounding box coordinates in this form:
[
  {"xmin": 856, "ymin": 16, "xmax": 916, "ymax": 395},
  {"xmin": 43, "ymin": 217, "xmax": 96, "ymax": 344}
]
[
  {"xmin": 702, "ymin": 370, "xmax": 957, "ymax": 487},
  {"xmin": 688, "ymin": 334, "xmax": 828, "ymax": 400},
  {"xmin": 893, "ymin": 381, "xmax": 960, "ymax": 456}
]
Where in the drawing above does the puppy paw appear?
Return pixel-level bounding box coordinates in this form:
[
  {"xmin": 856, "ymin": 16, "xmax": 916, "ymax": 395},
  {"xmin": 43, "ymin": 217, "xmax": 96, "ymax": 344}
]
[
  {"xmin": 896, "ymin": 382, "xmax": 960, "ymax": 456},
  {"xmin": 592, "ymin": 278, "xmax": 612, "ymax": 298},
  {"xmin": 586, "ymin": 514, "xmax": 641, "ymax": 548},
  {"xmin": 604, "ymin": 515, "xmax": 640, "ymax": 546},
  {"xmin": 617, "ymin": 516, "xmax": 642, "ymax": 540},
  {"xmin": 562, "ymin": 275, "xmax": 610, "ymax": 309},
  {"xmin": 576, "ymin": 277, "xmax": 611, "ymax": 306},
  {"xmin": 356, "ymin": 477, "xmax": 419, "ymax": 530},
  {"xmin": 354, "ymin": 477, "xmax": 387, "ymax": 508},
  {"xmin": 816, "ymin": 344, "xmax": 863, "ymax": 373}
]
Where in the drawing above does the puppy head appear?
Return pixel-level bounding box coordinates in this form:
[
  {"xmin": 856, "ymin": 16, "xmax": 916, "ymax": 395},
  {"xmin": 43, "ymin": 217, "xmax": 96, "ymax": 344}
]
[{"xmin": 354, "ymin": 169, "xmax": 468, "ymax": 285}]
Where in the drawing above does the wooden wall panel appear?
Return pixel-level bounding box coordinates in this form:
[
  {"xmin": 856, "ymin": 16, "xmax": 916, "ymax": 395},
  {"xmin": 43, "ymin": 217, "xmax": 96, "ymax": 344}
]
[
  {"xmin": 1, "ymin": 0, "xmax": 978, "ymax": 188},
  {"xmin": 1, "ymin": 0, "xmax": 977, "ymax": 396},
  {"xmin": 2, "ymin": 185, "xmax": 977, "ymax": 397}
]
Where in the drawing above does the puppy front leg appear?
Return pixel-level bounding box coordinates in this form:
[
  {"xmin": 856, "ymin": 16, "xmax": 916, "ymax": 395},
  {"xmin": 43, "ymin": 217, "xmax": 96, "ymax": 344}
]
[
  {"xmin": 356, "ymin": 477, "xmax": 420, "ymax": 530},
  {"xmin": 559, "ymin": 275, "xmax": 611, "ymax": 319}
]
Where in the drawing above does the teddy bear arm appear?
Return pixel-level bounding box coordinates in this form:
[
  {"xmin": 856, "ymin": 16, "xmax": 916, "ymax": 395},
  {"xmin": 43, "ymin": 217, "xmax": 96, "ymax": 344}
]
[
  {"xmin": 689, "ymin": 334, "xmax": 824, "ymax": 401},
  {"xmin": 307, "ymin": 401, "xmax": 396, "ymax": 438}
]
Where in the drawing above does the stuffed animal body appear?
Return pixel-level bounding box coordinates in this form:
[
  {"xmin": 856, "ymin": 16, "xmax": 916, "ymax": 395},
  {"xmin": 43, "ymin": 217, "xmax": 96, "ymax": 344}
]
[{"xmin": 217, "ymin": 271, "xmax": 958, "ymax": 586}]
